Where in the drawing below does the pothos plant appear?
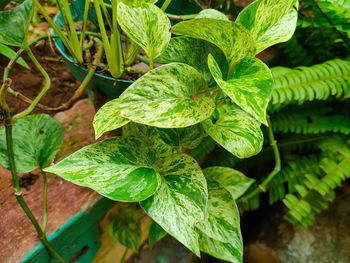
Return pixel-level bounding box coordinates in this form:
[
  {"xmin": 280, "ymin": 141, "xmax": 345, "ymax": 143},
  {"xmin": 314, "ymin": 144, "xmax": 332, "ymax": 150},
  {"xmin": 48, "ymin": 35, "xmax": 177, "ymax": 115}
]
[
  {"xmin": 44, "ymin": 0, "xmax": 298, "ymax": 262},
  {"xmin": 0, "ymin": 0, "xmax": 298, "ymax": 263}
]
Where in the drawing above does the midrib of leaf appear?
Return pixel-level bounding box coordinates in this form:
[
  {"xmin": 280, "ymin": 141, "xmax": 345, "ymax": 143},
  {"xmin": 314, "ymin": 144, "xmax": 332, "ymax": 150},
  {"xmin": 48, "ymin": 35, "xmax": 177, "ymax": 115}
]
[{"xmin": 275, "ymin": 72, "xmax": 350, "ymax": 90}]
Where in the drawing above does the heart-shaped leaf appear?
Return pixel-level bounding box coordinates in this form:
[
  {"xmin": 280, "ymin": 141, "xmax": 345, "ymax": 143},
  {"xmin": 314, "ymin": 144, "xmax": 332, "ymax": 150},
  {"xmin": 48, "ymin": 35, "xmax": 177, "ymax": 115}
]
[
  {"xmin": 195, "ymin": 9, "xmax": 228, "ymax": 20},
  {"xmin": 149, "ymin": 220, "xmax": 167, "ymax": 249},
  {"xmin": 141, "ymin": 154, "xmax": 208, "ymax": 256},
  {"xmin": 196, "ymin": 173, "xmax": 243, "ymax": 263},
  {"xmin": 202, "ymin": 105, "xmax": 264, "ymax": 159},
  {"xmin": 0, "ymin": 0, "xmax": 33, "ymax": 46},
  {"xmin": 45, "ymin": 137, "xmax": 161, "ymax": 202},
  {"xmin": 119, "ymin": 63, "xmax": 215, "ymax": 128},
  {"xmin": 208, "ymin": 54, "xmax": 273, "ymax": 125},
  {"xmin": 93, "ymin": 99, "xmax": 130, "ymax": 139},
  {"xmin": 171, "ymin": 18, "xmax": 256, "ymax": 72},
  {"xmin": 156, "ymin": 124, "xmax": 207, "ymax": 150},
  {"xmin": 108, "ymin": 204, "xmax": 142, "ymax": 252},
  {"xmin": 117, "ymin": 2, "xmax": 171, "ymax": 60},
  {"xmin": 0, "ymin": 114, "xmax": 63, "ymax": 173},
  {"xmin": 236, "ymin": 0, "xmax": 296, "ymax": 53},
  {"xmin": 203, "ymin": 166, "xmax": 254, "ymax": 200},
  {"xmin": 156, "ymin": 37, "xmax": 228, "ymax": 87}
]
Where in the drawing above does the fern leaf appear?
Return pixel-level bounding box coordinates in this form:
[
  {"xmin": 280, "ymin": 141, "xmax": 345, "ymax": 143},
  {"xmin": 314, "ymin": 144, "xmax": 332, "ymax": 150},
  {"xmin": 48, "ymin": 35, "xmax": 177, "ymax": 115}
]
[{"xmin": 269, "ymin": 59, "xmax": 350, "ymax": 110}]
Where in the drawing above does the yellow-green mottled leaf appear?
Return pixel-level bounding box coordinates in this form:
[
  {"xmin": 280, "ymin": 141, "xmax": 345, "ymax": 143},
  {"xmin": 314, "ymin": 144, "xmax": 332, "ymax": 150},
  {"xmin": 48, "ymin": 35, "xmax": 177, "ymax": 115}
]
[
  {"xmin": 171, "ymin": 18, "xmax": 255, "ymax": 72},
  {"xmin": 0, "ymin": 114, "xmax": 63, "ymax": 173},
  {"xmin": 236, "ymin": 0, "xmax": 296, "ymax": 53},
  {"xmin": 0, "ymin": 43, "xmax": 29, "ymax": 69},
  {"xmin": 108, "ymin": 204, "xmax": 142, "ymax": 251},
  {"xmin": 0, "ymin": 0, "xmax": 33, "ymax": 46},
  {"xmin": 45, "ymin": 137, "xmax": 161, "ymax": 202},
  {"xmin": 198, "ymin": 231, "xmax": 242, "ymax": 263},
  {"xmin": 156, "ymin": 124, "xmax": 207, "ymax": 150},
  {"xmin": 149, "ymin": 220, "xmax": 167, "ymax": 248},
  {"xmin": 117, "ymin": 3, "xmax": 170, "ymax": 60},
  {"xmin": 119, "ymin": 0, "xmax": 158, "ymax": 7},
  {"xmin": 93, "ymin": 99, "xmax": 130, "ymax": 139},
  {"xmin": 195, "ymin": 9, "xmax": 228, "ymax": 20},
  {"xmin": 123, "ymin": 122, "xmax": 177, "ymax": 158},
  {"xmin": 203, "ymin": 166, "xmax": 254, "ymax": 200},
  {"xmin": 156, "ymin": 37, "xmax": 228, "ymax": 87},
  {"xmin": 141, "ymin": 154, "xmax": 208, "ymax": 256},
  {"xmin": 119, "ymin": 63, "xmax": 215, "ymax": 128},
  {"xmin": 208, "ymin": 54, "xmax": 273, "ymax": 125},
  {"xmin": 202, "ymin": 105, "xmax": 263, "ymax": 159}
]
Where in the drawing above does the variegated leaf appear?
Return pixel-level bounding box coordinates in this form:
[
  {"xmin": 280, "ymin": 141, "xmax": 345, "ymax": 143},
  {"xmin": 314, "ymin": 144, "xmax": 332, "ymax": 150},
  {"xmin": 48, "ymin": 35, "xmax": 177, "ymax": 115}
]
[
  {"xmin": 196, "ymin": 177, "xmax": 242, "ymax": 245},
  {"xmin": 202, "ymin": 105, "xmax": 264, "ymax": 159},
  {"xmin": 0, "ymin": 114, "xmax": 63, "ymax": 173},
  {"xmin": 203, "ymin": 166, "xmax": 254, "ymax": 200},
  {"xmin": 208, "ymin": 54, "xmax": 273, "ymax": 125},
  {"xmin": 156, "ymin": 124, "xmax": 207, "ymax": 150},
  {"xmin": 198, "ymin": 231, "xmax": 242, "ymax": 263},
  {"xmin": 0, "ymin": 0, "xmax": 33, "ymax": 46},
  {"xmin": 149, "ymin": 220, "xmax": 167, "ymax": 249},
  {"xmin": 119, "ymin": 63, "xmax": 215, "ymax": 128},
  {"xmin": 236, "ymin": 0, "xmax": 296, "ymax": 53},
  {"xmin": 117, "ymin": 3, "xmax": 170, "ymax": 60},
  {"xmin": 141, "ymin": 154, "xmax": 208, "ymax": 256},
  {"xmin": 123, "ymin": 122, "xmax": 177, "ymax": 157},
  {"xmin": 171, "ymin": 18, "xmax": 255, "ymax": 72},
  {"xmin": 45, "ymin": 137, "xmax": 161, "ymax": 202},
  {"xmin": 195, "ymin": 9, "xmax": 228, "ymax": 20},
  {"xmin": 108, "ymin": 204, "xmax": 142, "ymax": 251},
  {"xmin": 119, "ymin": 0, "xmax": 158, "ymax": 7},
  {"xmin": 93, "ymin": 99, "xmax": 130, "ymax": 139},
  {"xmin": 156, "ymin": 37, "xmax": 228, "ymax": 87}
]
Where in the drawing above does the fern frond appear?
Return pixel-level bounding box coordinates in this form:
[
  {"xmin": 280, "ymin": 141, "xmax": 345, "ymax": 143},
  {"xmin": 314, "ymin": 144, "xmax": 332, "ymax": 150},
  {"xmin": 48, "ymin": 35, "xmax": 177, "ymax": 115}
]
[
  {"xmin": 269, "ymin": 59, "xmax": 350, "ymax": 110},
  {"xmin": 283, "ymin": 137, "xmax": 350, "ymax": 229},
  {"xmin": 271, "ymin": 110, "xmax": 350, "ymax": 135}
]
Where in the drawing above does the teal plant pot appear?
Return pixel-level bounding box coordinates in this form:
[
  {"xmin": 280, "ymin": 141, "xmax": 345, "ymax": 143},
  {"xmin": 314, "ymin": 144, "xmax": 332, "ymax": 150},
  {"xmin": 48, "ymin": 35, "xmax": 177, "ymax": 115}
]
[{"xmin": 52, "ymin": 0, "xmax": 202, "ymax": 100}]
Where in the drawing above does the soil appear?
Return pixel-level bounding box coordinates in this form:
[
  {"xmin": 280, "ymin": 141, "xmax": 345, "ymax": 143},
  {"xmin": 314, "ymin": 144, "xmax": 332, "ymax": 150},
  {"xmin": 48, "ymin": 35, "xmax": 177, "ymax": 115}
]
[{"xmin": 1, "ymin": 42, "xmax": 81, "ymax": 116}]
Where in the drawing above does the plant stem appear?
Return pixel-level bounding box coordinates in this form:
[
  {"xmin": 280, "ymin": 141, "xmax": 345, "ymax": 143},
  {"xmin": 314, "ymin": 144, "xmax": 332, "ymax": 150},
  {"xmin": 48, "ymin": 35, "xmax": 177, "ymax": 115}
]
[
  {"xmin": 120, "ymin": 247, "xmax": 129, "ymax": 263},
  {"xmin": 165, "ymin": 13, "xmax": 197, "ymax": 21},
  {"xmin": 149, "ymin": 56, "xmax": 154, "ymax": 71},
  {"xmin": 5, "ymin": 125, "xmax": 65, "ymax": 263},
  {"xmin": 241, "ymin": 116, "xmax": 281, "ymax": 200},
  {"xmin": 40, "ymin": 169, "xmax": 48, "ymax": 232},
  {"xmin": 12, "ymin": 47, "xmax": 51, "ymax": 123},
  {"xmin": 161, "ymin": 0, "xmax": 172, "ymax": 11}
]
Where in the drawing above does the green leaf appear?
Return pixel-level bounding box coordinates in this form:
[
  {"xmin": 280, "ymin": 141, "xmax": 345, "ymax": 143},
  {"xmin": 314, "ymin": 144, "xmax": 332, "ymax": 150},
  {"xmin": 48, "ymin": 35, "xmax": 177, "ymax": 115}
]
[
  {"xmin": 123, "ymin": 122, "xmax": 177, "ymax": 158},
  {"xmin": 203, "ymin": 166, "xmax": 254, "ymax": 200},
  {"xmin": 45, "ymin": 137, "xmax": 161, "ymax": 202},
  {"xmin": 156, "ymin": 37, "xmax": 228, "ymax": 87},
  {"xmin": 119, "ymin": 0, "xmax": 158, "ymax": 7},
  {"xmin": 254, "ymin": 3, "xmax": 298, "ymax": 53},
  {"xmin": 0, "ymin": 114, "xmax": 63, "ymax": 173},
  {"xmin": 198, "ymin": 232, "xmax": 242, "ymax": 263},
  {"xmin": 156, "ymin": 124, "xmax": 207, "ymax": 150},
  {"xmin": 171, "ymin": 18, "xmax": 256, "ymax": 72},
  {"xmin": 93, "ymin": 99, "xmax": 130, "ymax": 139},
  {"xmin": 108, "ymin": 204, "xmax": 142, "ymax": 252},
  {"xmin": 141, "ymin": 154, "xmax": 208, "ymax": 256},
  {"xmin": 0, "ymin": 43, "xmax": 29, "ymax": 69},
  {"xmin": 195, "ymin": 9, "xmax": 228, "ymax": 20},
  {"xmin": 149, "ymin": 220, "xmax": 167, "ymax": 249},
  {"xmin": 202, "ymin": 105, "xmax": 264, "ymax": 159},
  {"xmin": 119, "ymin": 63, "xmax": 215, "ymax": 128},
  {"xmin": 208, "ymin": 54, "xmax": 273, "ymax": 125},
  {"xmin": 0, "ymin": 0, "xmax": 33, "ymax": 46},
  {"xmin": 117, "ymin": 3, "xmax": 171, "ymax": 60},
  {"xmin": 236, "ymin": 0, "xmax": 296, "ymax": 53}
]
